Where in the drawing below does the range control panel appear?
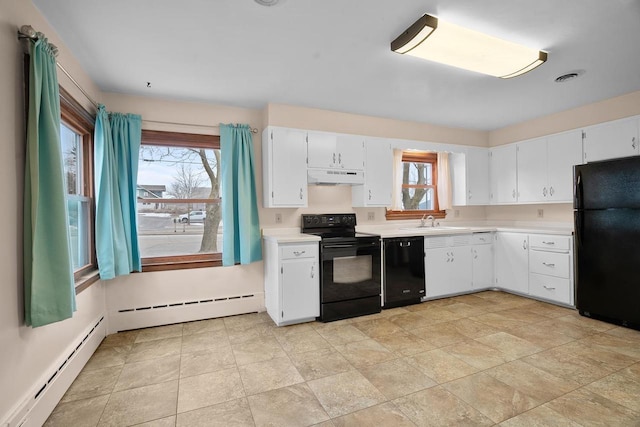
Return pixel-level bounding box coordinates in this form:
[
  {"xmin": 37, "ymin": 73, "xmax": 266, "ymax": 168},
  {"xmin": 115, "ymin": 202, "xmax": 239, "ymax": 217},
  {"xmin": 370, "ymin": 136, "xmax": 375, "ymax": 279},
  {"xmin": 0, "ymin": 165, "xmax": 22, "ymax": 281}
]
[{"xmin": 302, "ymin": 213, "xmax": 357, "ymax": 229}]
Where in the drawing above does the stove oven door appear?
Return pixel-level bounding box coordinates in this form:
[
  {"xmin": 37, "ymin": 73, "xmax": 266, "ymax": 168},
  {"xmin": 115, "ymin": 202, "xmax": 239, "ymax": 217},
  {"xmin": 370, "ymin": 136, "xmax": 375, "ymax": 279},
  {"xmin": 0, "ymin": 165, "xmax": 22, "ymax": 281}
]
[{"xmin": 320, "ymin": 238, "xmax": 381, "ymax": 321}]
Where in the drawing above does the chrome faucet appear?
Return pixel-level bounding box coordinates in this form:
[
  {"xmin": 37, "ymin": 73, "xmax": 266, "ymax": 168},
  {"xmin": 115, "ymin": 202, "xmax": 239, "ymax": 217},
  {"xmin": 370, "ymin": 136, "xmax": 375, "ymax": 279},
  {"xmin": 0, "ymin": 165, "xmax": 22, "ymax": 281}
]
[
  {"xmin": 420, "ymin": 214, "xmax": 436, "ymax": 227},
  {"xmin": 427, "ymin": 215, "xmax": 435, "ymax": 227}
]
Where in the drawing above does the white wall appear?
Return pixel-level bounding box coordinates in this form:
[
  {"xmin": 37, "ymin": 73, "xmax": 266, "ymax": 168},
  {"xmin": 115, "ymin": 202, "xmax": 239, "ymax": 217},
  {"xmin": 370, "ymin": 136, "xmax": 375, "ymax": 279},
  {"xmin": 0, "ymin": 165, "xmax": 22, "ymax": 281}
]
[{"xmin": 0, "ymin": 0, "xmax": 106, "ymax": 422}]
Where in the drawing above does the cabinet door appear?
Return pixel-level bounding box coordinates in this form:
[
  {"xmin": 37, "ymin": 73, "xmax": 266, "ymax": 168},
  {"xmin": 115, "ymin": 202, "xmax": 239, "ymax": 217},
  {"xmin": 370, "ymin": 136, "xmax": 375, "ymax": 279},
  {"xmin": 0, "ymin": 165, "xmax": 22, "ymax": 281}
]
[
  {"xmin": 489, "ymin": 144, "xmax": 517, "ymax": 204},
  {"xmin": 425, "ymin": 247, "xmax": 452, "ymax": 298},
  {"xmin": 466, "ymin": 147, "xmax": 490, "ymax": 205},
  {"xmin": 307, "ymin": 131, "xmax": 337, "ymax": 168},
  {"xmin": 336, "ymin": 134, "xmax": 364, "ymax": 170},
  {"xmin": 495, "ymin": 232, "xmax": 529, "ymax": 294},
  {"xmin": 472, "ymin": 244, "xmax": 494, "ymax": 289},
  {"xmin": 364, "ymin": 139, "xmax": 392, "ymax": 206},
  {"xmin": 583, "ymin": 118, "xmax": 638, "ymax": 162},
  {"xmin": 546, "ymin": 130, "xmax": 583, "ymax": 202},
  {"xmin": 267, "ymin": 128, "xmax": 308, "ymax": 207},
  {"xmin": 281, "ymin": 258, "xmax": 319, "ymax": 322},
  {"xmin": 449, "ymin": 246, "xmax": 473, "ymax": 294},
  {"xmin": 517, "ymin": 138, "xmax": 547, "ymax": 203}
]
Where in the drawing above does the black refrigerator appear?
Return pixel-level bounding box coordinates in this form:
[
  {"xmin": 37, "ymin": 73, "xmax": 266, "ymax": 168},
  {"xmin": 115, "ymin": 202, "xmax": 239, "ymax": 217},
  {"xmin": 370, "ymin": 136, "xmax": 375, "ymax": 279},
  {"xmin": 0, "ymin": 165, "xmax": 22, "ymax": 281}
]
[{"xmin": 574, "ymin": 156, "xmax": 640, "ymax": 330}]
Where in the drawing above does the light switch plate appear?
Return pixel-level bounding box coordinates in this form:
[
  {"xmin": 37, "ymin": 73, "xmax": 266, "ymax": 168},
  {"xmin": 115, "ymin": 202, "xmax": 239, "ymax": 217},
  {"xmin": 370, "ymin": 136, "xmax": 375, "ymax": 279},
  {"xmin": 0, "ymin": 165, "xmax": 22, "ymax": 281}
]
[
  {"xmin": 275, "ymin": 213, "xmax": 282, "ymax": 224},
  {"xmin": 367, "ymin": 212, "xmax": 375, "ymax": 221}
]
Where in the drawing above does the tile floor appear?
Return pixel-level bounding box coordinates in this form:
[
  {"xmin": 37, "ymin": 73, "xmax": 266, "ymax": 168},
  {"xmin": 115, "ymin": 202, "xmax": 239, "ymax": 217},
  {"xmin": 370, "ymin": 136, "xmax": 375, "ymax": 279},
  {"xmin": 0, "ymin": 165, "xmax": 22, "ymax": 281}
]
[{"xmin": 45, "ymin": 291, "xmax": 640, "ymax": 426}]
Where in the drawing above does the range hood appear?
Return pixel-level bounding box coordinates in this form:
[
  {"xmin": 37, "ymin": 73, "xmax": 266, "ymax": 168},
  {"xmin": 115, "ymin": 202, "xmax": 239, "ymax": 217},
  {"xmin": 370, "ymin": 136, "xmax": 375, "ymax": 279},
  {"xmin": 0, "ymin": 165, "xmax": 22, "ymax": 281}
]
[{"xmin": 307, "ymin": 168, "xmax": 365, "ymax": 185}]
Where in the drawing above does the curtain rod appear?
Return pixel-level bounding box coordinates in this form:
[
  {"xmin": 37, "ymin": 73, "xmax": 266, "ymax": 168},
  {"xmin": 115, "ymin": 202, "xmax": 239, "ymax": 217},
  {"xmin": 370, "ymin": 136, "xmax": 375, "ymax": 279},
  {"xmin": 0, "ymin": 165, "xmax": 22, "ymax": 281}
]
[
  {"xmin": 18, "ymin": 25, "xmax": 259, "ymax": 134},
  {"xmin": 142, "ymin": 119, "xmax": 258, "ymax": 134},
  {"xmin": 18, "ymin": 25, "xmax": 100, "ymax": 110}
]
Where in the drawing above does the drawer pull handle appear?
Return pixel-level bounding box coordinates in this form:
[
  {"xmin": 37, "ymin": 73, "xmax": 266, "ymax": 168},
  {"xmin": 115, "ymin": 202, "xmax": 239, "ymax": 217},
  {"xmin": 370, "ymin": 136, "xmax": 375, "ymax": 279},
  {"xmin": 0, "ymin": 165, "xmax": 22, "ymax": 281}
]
[
  {"xmin": 542, "ymin": 262, "xmax": 555, "ymax": 267},
  {"xmin": 542, "ymin": 241, "xmax": 555, "ymax": 245},
  {"xmin": 311, "ymin": 265, "xmax": 314, "ymax": 278},
  {"xmin": 543, "ymin": 285, "xmax": 556, "ymax": 290},
  {"xmin": 293, "ymin": 250, "xmax": 306, "ymax": 256}
]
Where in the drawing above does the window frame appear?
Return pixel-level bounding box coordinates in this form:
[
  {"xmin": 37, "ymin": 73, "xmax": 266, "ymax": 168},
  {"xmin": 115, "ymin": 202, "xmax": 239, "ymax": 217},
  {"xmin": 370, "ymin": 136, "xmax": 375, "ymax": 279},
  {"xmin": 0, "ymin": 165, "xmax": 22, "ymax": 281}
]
[
  {"xmin": 386, "ymin": 151, "xmax": 446, "ymax": 220},
  {"xmin": 59, "ymin": 86, "xmax": 99, "ymax": 292},
  {"xmin": 139, "ymin": 130, "xmax": 223, "ymax": 272}
]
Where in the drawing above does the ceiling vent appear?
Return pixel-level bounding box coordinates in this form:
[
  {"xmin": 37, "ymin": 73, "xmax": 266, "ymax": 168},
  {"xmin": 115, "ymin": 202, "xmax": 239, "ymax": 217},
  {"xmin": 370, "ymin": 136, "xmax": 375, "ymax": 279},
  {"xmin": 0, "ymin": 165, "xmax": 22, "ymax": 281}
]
[
  {"xmin": 555, "ymin": 71, "xmax": 584, "ymax": 83},
  {"xmin": 254, "ymin": 0, "xmax": 280, "ymax": 6}
]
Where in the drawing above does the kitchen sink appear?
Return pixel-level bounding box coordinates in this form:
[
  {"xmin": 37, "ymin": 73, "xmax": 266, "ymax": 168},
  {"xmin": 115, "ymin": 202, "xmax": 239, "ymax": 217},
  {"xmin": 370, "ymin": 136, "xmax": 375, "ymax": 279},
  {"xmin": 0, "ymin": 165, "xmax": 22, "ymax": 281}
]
[{"xmin": 398, "ymin": 226, "xmax": 469, "ymax": 232}]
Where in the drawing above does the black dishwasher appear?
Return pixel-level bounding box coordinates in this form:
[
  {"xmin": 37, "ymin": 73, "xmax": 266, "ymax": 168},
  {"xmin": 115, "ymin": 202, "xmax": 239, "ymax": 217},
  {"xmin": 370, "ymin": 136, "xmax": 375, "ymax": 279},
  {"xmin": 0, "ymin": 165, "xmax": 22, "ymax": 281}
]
[{"xmin": 383, "ymin": 237, "xmax": 425, "ymax": 308}]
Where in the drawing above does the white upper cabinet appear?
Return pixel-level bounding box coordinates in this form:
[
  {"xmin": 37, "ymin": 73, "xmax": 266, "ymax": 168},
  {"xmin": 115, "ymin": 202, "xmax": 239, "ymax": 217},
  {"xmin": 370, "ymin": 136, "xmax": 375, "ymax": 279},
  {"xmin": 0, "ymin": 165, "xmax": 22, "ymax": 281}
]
[
  {"xmin": 583, "ymin": 117, "xmax": 639, "ymax": 162},
  {"xmin": 466, "ymin": 147, "xmax": 491, "ymax": 205},
  {"xmin": 262, "ymin": 127, "xmax": 308, "ymax": 208},
  {"xmin": 516, "ymin": 137, "xmax": 547, "ymax": 203},
  {"xmin": 307, "ymin": 131, "xmax": 338, "ymax": 169},
  {"xmin": 517, "ymin": 131, "xmax": 583, "ymax": 203},
  {"xmin": 451, "ymin": 147, "xmax": 490, "ymax": 206},
  {"xmin": 489, "ymin": 144, "xmax": 518, "ymax": 204},
  {"xmin": 546, "ymin": 130, "xmax": 583, "ymax": 202},
  {"xmin": 307, "ymin": 131, "xmax": 364, "ymax": 170},
  {"xmin": 352, "ymin": 138, "xmax": 392, "ymax": 207}
]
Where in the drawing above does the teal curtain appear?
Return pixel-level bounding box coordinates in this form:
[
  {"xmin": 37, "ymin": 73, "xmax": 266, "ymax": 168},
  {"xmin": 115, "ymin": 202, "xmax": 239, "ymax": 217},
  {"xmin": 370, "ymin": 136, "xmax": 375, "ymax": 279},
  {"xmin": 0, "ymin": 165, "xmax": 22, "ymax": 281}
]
[
  {"xmin": 24, "ymin": 37, "xmax": 76, "ymax": 327},
  {"xmin": 94, "ymin": 106, "xmax": 142, "ymax": 279},
  {"xmin": 221, "ymin": 124, "xmax": 262, "ymax": 266}
]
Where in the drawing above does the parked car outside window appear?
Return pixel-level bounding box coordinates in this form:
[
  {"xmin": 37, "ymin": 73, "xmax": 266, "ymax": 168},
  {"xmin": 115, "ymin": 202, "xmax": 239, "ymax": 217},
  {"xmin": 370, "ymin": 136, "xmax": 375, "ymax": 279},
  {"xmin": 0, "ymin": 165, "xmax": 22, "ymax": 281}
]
[{"xmin": 179, "ymin": 210, "xmax": 207, "ymax": 223}]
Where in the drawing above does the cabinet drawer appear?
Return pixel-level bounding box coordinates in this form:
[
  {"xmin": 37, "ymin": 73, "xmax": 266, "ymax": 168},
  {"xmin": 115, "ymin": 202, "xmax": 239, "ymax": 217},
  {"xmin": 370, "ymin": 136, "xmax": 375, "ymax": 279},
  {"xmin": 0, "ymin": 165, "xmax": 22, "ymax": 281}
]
[
  {"xmin": 471, "ymin": 233, "xmax": 493, "ymax": 245},
  {"xmin": 280, "ymin": 244, "xmax": 318, "ymax": 260},
  {"xmin": 424, "ymin": 236, "xmax": 449, "ymax": 249},
  {"xmin": 450, "ymin": 234, "xmax": 472, "ymax": 246},
  {"xmin": 529, "ymin": 235, "xmax": 571, "ymax": 251},
  {"xmin": 529, "ymin": 250, "xmax": 570, "ymax": 278},
  {"xmin": 529, "ymin": 273, "xmax": 571, "ymax": 305}
]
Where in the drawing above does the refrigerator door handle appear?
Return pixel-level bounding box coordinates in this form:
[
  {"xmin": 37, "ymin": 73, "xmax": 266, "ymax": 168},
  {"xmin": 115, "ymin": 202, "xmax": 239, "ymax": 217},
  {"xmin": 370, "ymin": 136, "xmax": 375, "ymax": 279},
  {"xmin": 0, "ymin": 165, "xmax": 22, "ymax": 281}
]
[{"xmin": 575, "ymin": 172, "xmax": 583, "ymax": 210}]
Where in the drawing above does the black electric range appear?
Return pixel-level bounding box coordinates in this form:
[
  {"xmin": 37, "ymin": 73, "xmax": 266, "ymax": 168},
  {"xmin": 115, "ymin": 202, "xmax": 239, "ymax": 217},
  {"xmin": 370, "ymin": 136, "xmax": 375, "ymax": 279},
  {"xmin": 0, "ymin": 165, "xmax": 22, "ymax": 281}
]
[{"xmin": 302, "ymin": 214, "xmax": 381, "ymax": 322}]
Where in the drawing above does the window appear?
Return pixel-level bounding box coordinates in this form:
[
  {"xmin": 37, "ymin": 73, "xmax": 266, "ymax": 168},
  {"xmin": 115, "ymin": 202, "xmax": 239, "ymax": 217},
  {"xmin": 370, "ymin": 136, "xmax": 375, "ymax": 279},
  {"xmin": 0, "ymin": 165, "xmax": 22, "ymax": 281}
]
[
  {"xmin": 138, "ymin": 130, "xmax": 222, "ymax": 271},
  {"xmin": 59, "ymin": 86, "xmax": 97, "ymax": 287},
  {"xmin": 386, "ymin": 151, "xmax": 446, "ymax": 220}
]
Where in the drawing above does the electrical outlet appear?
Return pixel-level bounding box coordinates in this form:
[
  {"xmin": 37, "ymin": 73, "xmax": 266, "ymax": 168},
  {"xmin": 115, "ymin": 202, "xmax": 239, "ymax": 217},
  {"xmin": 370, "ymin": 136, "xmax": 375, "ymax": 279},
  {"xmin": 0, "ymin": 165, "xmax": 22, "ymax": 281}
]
[
  {"xmin": 367, "ymin": 211, "xmax": 375, "ymax": 221},
  {"xmin": 537, "ymin": 209, "xmax": 544, "ymax": 218},
  {"xmin": 275, "ymin": 213, "xmax": 282, "ymax": 224},
  {"xmin": 454, "ymin": 209, "xmax": 460, "ymax": 218}
]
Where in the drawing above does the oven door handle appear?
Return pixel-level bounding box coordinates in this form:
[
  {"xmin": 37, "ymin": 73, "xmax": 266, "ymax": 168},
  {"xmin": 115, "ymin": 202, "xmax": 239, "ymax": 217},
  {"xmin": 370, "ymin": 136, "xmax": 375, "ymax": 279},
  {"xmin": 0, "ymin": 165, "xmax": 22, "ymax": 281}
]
[{"xmin": 323, "ymin": 244, "xmax": 358, "ymax": 249}]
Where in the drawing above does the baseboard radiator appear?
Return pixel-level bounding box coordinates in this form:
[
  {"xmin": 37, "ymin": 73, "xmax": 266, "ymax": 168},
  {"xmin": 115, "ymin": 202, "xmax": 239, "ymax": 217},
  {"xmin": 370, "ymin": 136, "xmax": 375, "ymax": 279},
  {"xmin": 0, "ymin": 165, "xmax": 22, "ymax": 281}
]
[
  {"xmin": 4, "ymin": 315, "xmax": 106, "ymax": 427},
  {"xmin": 107, "ymin": 291, "xmax": 265, "ymax": 334}
]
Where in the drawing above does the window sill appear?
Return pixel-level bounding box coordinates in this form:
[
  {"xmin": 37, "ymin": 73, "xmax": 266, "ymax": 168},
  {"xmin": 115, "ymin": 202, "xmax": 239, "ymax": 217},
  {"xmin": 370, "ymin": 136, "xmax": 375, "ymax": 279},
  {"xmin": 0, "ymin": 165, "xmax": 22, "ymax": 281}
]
[
  {"xmin": 141, "ymin": 253, "xmax": 223, "ymax": 272},
  {"xmin": 75, "ymin": 269, "xmax": 100, "ymax": 295},
  {"xmin": 385, "ymin": 210, "xmax": 447, "ymax": 220}
]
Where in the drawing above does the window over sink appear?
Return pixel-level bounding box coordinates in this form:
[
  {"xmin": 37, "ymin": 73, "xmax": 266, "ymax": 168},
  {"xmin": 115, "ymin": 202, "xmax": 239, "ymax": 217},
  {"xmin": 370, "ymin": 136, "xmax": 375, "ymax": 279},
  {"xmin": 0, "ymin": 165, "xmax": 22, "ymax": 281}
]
[{"xmin": 386, "ymin": 150, "xmax": 446, "ymax": 220}]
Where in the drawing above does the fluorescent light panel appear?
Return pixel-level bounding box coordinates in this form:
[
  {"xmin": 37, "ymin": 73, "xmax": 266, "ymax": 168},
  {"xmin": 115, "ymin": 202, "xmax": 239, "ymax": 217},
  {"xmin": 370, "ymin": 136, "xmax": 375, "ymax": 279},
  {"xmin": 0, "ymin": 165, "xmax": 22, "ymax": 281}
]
[{"xmin": 391, "ymin": 14, "xmax": 547, "ymax": 79}]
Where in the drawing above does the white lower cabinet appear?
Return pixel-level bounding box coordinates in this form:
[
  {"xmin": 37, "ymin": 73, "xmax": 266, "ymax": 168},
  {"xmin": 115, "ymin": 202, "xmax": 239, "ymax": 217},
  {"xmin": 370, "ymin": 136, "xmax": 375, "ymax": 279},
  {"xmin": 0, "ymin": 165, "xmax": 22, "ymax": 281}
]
[
  {"xmin": 528, "ymin": 235, "xmax": 574, "ymax": 306},
  {"xmin": 425, "ymin": 235, "xmax": 473, "ymax": 298},
  {"xmin": 264, "ymin": 240, "xmax": 319, "ymax": 326},
  {"xmin": 495, "ymin": 232, "xmax": 529, "ymax": 295},
  {"xmin": 471, "ymin": 233, "xmax": 494, "ymax": 289},
  {"xmin": 495, "ymin": 232, "xmax": 574, "ymax": 306}
]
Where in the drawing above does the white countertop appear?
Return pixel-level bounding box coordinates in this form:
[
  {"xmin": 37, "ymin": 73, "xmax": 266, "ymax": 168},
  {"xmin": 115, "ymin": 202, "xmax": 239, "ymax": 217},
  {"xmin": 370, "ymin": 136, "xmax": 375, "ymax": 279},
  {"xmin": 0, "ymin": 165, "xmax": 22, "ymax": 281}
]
[
  {"xmin": 262, "ymin": 228, "xmax": 320, "ymax": 244},
  {"xmin": 262, "ymin": 223, "xmax": 573, "ymax": 243},
  {"xmin": 357, "ymin": 223, "xmax": 573, "ymax": 238}
]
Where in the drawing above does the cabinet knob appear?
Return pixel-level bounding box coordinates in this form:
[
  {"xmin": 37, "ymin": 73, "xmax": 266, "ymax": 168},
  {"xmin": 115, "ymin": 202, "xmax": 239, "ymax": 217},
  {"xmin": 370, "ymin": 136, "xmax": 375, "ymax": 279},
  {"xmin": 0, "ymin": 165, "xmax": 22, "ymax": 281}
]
[
  {"xmin": 549, "ymin": 186, "xmax": 554, "ymax": 196},
  {"xmin": 368, "ymin": 190, "xmax": 372, "ymax": 200},
  {"xmin": 333, "ymin": 153, "xmax": 336, "ymax": 164},
  {"xmin": 633, "ymin": 137, "xmax": 637, "ymax": 149},
  {"xmin": 311, "ymin": 265, "xmax": 314, "ymax": 278},
  {"xmin": 543, "ymin": 187, "xmax": 547, "ymax": 197},
  {"xmin": 338, "ymin": 153, "xmax": 342, "ymax": 165},
  {"xmin": 522, "ymin": 240, "xmax": 527, "ymax": 250},
  {"xmin": 512, "ymin": 189, "xmax": 516, "ymax": 199},
  {"xmin": 299, "ymin": 188, "xmax": 303, "ymax": 199}
]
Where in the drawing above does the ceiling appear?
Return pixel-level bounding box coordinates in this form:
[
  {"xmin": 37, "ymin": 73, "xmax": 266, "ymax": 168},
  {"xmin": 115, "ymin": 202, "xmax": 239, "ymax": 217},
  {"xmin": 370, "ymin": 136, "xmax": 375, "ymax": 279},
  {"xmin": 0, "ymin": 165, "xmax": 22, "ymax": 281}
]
[{"xmin": 33, "ymin": 0, "xmax": 640, "ymax": 131}]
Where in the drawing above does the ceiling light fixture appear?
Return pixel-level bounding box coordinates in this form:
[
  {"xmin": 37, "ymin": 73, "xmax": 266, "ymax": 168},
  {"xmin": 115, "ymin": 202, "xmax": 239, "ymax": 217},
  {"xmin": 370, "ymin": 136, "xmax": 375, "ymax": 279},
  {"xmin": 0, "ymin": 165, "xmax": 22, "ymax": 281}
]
[
  {"xmin": 391, "ymin": 14, "xmax": 547, "ymax": 79},
  {"xmin": 254, "ymin": 0, "xmax": 280, "ymax": 6}
]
